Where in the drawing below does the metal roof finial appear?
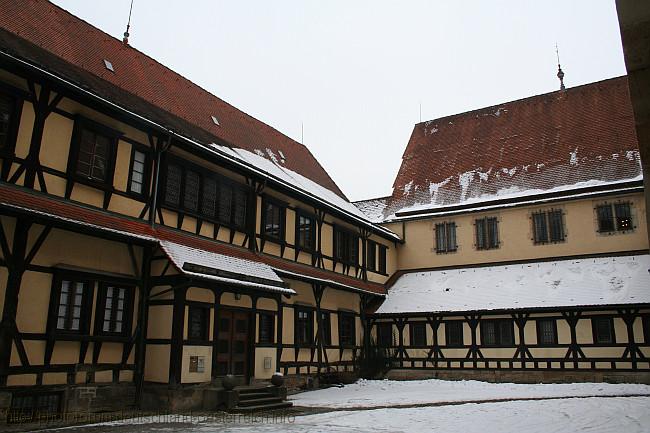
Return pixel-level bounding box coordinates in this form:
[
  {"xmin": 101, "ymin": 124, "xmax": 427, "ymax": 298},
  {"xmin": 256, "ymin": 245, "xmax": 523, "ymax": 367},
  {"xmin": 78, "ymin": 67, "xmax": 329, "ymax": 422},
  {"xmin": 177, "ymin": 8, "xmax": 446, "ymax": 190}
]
[
  {"xmin": 123, "ymin": 0, "xmax": 134, "ymax": 46},
  {"xmin": 556, "ymin": 43, "xmax": 565, "ymax": 91}
]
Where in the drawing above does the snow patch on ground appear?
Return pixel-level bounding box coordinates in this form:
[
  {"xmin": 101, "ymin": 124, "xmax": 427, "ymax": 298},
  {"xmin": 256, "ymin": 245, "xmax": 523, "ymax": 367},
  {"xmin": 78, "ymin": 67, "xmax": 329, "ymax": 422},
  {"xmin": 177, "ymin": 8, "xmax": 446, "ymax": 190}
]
[{"xmin": 290, "ymin": 378, "xmax": 650, "ymax": 408}]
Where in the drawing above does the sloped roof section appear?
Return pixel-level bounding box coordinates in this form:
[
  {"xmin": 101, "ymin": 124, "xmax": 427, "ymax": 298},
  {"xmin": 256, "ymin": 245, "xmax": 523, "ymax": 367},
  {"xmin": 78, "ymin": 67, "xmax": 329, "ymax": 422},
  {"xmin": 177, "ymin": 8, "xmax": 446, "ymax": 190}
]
[
  {"xmin": 352, "ymin": 196, "xmax": 390, "ymax": 223},
  {"xmin": 159, "ymin": 240, "xmax": 294, "ymax": 295},
  {"xmin": 376, "ymin": 254, "xmax": 650, "ymax": 314},
  {"xmin": 0, "ymin": 0, "xmax": 345, "ymax": 198},
  {"xmin": 378, "ymin": 77, "xmax": 641, "ymax": 221}
]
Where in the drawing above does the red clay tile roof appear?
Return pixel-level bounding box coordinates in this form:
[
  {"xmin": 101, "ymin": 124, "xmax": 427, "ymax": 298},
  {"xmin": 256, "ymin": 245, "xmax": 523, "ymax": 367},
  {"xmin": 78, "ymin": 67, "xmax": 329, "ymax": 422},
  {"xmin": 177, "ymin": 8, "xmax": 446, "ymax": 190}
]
[
  {"xmin": 0, "ymin": 0, "xmax": 346, "ymax": 198},
  {"xmin": 0, "ymin": 184, "xmax": 385, "ymax": 295},
  {"xmin": 375, "ymin": 77, "xmax": 641, "ymax": 220}
]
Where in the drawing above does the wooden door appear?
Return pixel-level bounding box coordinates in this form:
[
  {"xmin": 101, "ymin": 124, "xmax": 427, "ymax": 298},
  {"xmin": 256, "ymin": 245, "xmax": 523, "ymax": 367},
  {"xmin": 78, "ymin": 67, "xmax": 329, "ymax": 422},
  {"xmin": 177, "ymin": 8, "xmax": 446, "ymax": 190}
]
[{"xmin": 215, "ymin": 309, "xmax": 250, "ymax": 377}]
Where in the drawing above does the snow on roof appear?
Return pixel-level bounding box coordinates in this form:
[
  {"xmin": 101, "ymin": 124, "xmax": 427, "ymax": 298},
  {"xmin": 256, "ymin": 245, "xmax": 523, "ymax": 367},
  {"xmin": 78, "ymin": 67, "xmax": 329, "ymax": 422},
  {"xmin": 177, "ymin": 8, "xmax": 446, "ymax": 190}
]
[
  {"xmin": 160, "ymin": 240, "xmax": 295, "ymax": 295},
  {"xmin": 375, "ymin": 254, "xmax": 650, "ymax": 314},
  {"xmin": 387, "ymin": 176, "xmax": 643, "ymax": 220},
  {"xmin": 209, "ymin": 143, "xmax": 398, "ymax": 239},
  {"xmin": 380, "ymin": 77, "xmax": 641, "ymax": 222},
  {"xmin": 353, "ymin": 196, "xmax": 390, "ymax": 223}
]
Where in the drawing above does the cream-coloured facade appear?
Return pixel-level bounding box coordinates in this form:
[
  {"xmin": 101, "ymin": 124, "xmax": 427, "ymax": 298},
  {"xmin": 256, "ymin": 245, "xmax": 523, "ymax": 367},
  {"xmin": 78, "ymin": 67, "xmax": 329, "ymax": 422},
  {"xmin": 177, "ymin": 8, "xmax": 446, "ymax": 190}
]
[{"xmin": 0, "ymin": 0, "xmax": 649, "ymax": 422}]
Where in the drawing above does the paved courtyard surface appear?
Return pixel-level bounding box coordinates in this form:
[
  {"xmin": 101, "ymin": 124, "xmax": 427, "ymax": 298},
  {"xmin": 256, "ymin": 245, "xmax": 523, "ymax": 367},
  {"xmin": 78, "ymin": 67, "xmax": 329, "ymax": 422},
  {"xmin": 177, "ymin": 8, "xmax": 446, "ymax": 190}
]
[{"xmin": 30, "ymin": 380, "xmax": 650, "ymax": 433}]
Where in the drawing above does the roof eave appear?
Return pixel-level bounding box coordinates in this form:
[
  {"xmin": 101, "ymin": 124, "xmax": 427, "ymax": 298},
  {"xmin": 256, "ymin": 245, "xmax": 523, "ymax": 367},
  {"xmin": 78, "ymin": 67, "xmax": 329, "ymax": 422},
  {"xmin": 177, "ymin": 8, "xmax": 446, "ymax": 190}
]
[{"xmin": 0, "ymin": 49, "xmax": 399, "ymax": 242}]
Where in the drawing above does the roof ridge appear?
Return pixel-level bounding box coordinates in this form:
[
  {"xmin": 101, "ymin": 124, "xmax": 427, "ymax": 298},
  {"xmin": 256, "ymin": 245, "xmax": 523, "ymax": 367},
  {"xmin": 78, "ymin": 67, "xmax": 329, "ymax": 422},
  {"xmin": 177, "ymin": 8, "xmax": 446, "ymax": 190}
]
[
  {"xmin": 414, "ymin": 75, "xmax": 628, "ymax": 127},
  {"xmin": 352, "ymin": 195, "xmax": 391, "ymax": 204}
]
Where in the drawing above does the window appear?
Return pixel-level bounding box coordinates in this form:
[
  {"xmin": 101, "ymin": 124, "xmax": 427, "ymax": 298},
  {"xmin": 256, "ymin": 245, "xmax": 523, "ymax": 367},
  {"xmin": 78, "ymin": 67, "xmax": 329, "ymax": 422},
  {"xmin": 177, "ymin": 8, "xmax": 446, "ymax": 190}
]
[
  {"xmin": 259, "ymin": 312, "xmax": 275, "ymax": 344},
  {"xmin": 435, "ymin": 222, "xmax": 457, "ymax": 253},
  {"xmin": 475, "ymin": 217, "xmax": 499, "ymax": 250},
  {"xmin": 295, "ymin": 308, "xmax": 313, "ymax": 346},
  {"xmin": 162, "ymin": 159, "xmax": 250, "ymax": 229},
  {"xmin": 532, "ymin": 210, "xmax": 565, "ymax": 244},
  {"xmin": 597, "ymin": 202, "xmax": 633, "ymax": 233},
  {"xmin": 481, "ymin": 320, "xmax": 514, "ymax": 346},
  {"xmin": 188, "ymin": 305, "xmax": 210, "ymax": 341},
  {"xmin": 319, "ymin": 312, "xmax": 331, "ymax": 345},
  {"xmin": 339, "ymin": 313, "xmax": 356, "ymax": 346},
  {"xmin": 54, "ymin": 279, "xmax": 90, "ymax": 333},
  {"xmin": 379, "ymin": 245, "xmax": 387, "ymax": 274},
  {"xmin": 263, "ymin": 199, "xmax": 284, "ymax": 240},
  {"xmin": 536, "ymin": 319, "xmax": 557, "ymax": 345},
  {"xmin": 592, "ymin": 317, "xmax": 615, "ymax": 344},
  {"xmin": 410, "ymin": 322, "xmax": 427, "ymax": 346},
  {"xmin": 296, "ymin": 213, "xmax": 316, "ymax": 251},
  {"xmin": 367, "ymin": 240, "xmax": 377, "ymax": 272},
  {"xmin": 164, "ymin": 163, "xmax": 182, "ymax": 206},
  {"xmin": 183, "ymin": 170, "xmax": 200, "ymax": 212},
  {"xmin": 232, "ymin": 187, "xmax": 248, "ymax": 228},
  {"xmin": 445, "ymin": 321, "xmax": 464, "ymax": 347},
  {"xmin": 202, "ymin": 177, "xmax": 218, "ymax": 218},
  {"xmin": 128, "ymin": 149, "xmax": 148, "ymax": 196},
  {"xmin": 334, "ymin": 228, "xmax": 359, "ymax": 265},
  {"xmin": 0, "ymin": 92, "xmax": 20, "ymax": 153},
  {"xmin": 8, "ymin": 393, "xmax": 62, "ymax": 424},
  {"xmin": 98, "ymin": 285, "xmax": 131, "ymax": 335},
  {"xmin": 614, "ymin": 203, "xmax": 632, "ymax": 231},
  {"xmin": 71, "ymin": 120, "xmax": 119, "ymax": 184},
  {"xmin": 377, "ymin": 322, "xmax": 393, "ymax": 347}
]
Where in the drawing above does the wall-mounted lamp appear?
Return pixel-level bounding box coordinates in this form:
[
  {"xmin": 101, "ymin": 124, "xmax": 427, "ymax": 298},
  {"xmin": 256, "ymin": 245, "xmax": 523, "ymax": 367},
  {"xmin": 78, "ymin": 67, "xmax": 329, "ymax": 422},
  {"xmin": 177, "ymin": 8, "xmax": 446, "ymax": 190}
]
[{"xmin": 234, "ymin": 293, "xmax": 242, "ymax": 301}]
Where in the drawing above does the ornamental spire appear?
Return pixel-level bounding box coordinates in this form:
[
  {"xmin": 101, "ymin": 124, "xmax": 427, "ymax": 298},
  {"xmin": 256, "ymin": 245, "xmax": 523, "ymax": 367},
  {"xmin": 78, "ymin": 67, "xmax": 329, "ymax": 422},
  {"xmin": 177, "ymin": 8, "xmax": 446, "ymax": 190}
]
[
  {"xmin": 123, "ymin": 0, "xmax": 134, "ymax": 46},
  {"xmin": 556, "ymin": 43, "xmax": 565, "ymax": 91}
]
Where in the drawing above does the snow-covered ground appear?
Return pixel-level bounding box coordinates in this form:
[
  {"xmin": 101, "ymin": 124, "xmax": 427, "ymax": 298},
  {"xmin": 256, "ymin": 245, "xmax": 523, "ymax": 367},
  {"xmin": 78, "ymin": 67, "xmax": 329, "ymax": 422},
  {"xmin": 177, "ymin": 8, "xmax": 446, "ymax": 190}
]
[
  {"xmin": 289, "ymin": 378, "xmax": 650, "ymax": 408},
  {"xmin": 54, "ymin": 397, "xmax": 650, "ymax": 433},
  {"xmin": 41, "ymin": 380, "xmax": 650, "ymax": 433}
]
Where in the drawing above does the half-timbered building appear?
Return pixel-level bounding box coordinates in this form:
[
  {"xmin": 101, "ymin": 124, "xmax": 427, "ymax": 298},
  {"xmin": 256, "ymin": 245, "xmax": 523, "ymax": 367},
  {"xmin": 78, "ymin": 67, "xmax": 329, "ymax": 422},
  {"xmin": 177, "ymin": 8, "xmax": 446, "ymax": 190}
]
[
  {"xmin": 356, "ymin": 76, "xmax": 650, "ymax": 384},
  {"xmin": 0, "ymin": 0, "xmax": 398, "ymax": 417},
  {"xmin": 0, "ymin": 0, "xmax": 649, "ymax": 422}
]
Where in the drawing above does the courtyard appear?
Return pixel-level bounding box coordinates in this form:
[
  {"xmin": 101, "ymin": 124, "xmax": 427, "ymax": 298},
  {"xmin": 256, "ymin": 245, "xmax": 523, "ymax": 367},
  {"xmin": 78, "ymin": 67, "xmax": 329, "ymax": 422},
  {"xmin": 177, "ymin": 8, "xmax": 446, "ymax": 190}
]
[{"xmin": 33, "ymin": 379, "xmax": 650, "ymax": 433}]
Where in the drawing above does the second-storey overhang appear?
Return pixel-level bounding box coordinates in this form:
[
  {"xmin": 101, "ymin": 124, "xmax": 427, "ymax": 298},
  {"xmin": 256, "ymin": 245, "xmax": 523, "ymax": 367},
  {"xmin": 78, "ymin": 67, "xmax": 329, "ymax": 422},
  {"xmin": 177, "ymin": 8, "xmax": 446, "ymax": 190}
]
[{"xmin": 0, "ymin": 183, "xmax": 386, "ymax": 298}]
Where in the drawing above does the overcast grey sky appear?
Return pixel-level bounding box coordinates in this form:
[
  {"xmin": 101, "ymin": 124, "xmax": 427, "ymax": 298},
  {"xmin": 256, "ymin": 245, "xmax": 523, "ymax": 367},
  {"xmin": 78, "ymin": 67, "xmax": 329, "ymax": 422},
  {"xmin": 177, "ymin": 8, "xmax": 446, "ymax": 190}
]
[{"xmin": 51, "ymin": 0, "xmax": 626, "ymax": 201}]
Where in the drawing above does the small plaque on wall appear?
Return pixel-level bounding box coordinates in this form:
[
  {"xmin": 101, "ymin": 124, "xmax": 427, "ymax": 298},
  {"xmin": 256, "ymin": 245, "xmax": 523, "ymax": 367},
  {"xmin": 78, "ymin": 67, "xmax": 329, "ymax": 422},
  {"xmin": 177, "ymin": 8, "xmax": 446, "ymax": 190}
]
[{"xmin": 189, "ymin": 356, "xmax": 205, "ymax": 373}]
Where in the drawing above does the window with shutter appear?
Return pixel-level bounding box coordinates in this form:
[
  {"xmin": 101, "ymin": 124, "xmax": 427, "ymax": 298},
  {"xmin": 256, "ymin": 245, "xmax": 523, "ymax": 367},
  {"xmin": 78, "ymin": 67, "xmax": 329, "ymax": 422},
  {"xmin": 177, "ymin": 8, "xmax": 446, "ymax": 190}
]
[
  {"xmin": 476, "ymin": 217, "xmax": 499, "ymax": 250},
  {"xmin": 435, "ymin": 222, "xmax": 457, "ymax": 253}
]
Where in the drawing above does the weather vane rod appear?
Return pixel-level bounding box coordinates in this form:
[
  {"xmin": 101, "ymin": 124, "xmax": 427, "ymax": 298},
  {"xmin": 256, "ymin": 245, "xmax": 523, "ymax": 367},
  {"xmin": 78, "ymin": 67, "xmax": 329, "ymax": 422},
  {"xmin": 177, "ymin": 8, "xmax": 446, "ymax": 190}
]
[{"xmin": 123, "ymin": 0, "xmax": 134, "ymax": 45}]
